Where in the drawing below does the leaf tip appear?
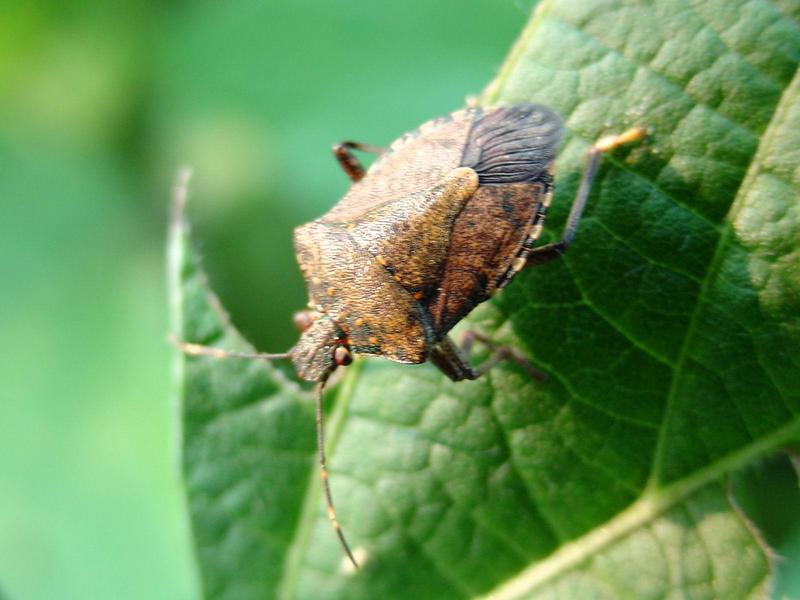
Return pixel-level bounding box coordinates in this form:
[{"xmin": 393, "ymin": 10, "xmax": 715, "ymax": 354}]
[{"xmin": 170, "ymin": 165, "xmax": 194, "ymax": 231}]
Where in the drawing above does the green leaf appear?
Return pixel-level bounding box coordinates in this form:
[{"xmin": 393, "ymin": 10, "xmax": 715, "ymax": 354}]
[{"xmin": 169, "ymin": 0, "xmax": 800, "ymax": 597}]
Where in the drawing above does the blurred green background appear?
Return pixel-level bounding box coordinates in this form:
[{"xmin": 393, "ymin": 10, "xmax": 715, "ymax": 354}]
[{"xmin": 0, "ymin": 1, "xmax": 532, "ymax": 598}]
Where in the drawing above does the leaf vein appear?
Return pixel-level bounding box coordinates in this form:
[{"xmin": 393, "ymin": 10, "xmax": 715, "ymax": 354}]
[{"xmin": 556, "ymin": 246, "xmax": 678, "ymax": 369}]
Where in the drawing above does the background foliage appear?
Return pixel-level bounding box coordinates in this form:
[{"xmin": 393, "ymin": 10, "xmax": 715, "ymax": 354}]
[{"xmin": 0, "ymin": 1, "xmax": 530, "ymax": 599}]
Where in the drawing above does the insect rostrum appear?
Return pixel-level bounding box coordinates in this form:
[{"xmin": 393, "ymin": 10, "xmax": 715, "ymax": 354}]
[{"xmin": 176, "ymin": 103, "xmax": 644, "ymax": 569}]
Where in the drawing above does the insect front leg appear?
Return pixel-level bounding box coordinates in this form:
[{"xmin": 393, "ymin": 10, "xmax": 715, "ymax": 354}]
[
  {"xmin": 332, "ymin": 141, "xmax": 386, "ymax": 182},
  {"xmin": 430, "ymin": 334, "xmax": 546, "ymax": 382},
  {"xmin": 526, "ymin": 127, "xmax": 646, "ymax": 266}
]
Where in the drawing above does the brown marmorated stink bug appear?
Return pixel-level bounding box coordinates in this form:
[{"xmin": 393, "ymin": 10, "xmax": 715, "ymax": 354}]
[{"xmin": 174, "ymin": 104, "xmax": 645, "ymax": 569}]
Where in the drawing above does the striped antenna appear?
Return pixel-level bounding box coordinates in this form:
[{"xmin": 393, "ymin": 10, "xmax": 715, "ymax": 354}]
[{"xmin": 315, "ymin": 376, "xmax": 359, "ymax": 569}]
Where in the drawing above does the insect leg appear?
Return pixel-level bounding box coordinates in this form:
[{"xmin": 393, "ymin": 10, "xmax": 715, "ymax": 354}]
[
  {"xmin": 315, "ymin": 377, "xmax": 360, "ymax": 569},
  {"xmin": 430, "ymin": 335, "xmax": 546, "ymax": 382},
  {"xmin": 526, "ymin": 127, "xmax": 646, "ymax": 266},
  {"xmin": 332, "ymin": 141, "xmax": 386, "ymax": 182}
]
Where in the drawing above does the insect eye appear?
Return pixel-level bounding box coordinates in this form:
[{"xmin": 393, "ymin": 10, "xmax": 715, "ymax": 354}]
[
  {"xmin": 334, "ymin": 346, "xmax": 352, "ymax": 367},
  {"xmin": 293, "ymin": 310, "xmax": 315, "ymax": 332}
]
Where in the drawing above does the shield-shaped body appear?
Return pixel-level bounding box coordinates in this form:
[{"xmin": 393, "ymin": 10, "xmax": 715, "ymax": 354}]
[{"xmin": 292, "ymin": 104, "xmax": 563, "ymax": 381}]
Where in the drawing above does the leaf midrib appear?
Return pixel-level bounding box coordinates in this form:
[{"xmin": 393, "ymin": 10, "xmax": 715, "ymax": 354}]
[
  {"xmin": 277, "ymin": 360, "xmax": 364, "ymax": 600},
  {"xmin": 480, "ymin": 416, "xmax": 800, "ymax": 599}
]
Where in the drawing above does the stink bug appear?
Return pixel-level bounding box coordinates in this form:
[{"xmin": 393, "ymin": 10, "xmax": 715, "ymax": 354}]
[{"xmin": 175, "ymin": 104, "xmax": 645, "ymax": 568}]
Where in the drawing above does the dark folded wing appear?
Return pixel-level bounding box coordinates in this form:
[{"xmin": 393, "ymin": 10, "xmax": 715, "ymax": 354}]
[
  {"xmin": 461, "ymin": 104, "xmax": 563, "ymax": 185},
  {"xmin": 426, "ymin": 105, "xmax": 563, "ymax": 336}
]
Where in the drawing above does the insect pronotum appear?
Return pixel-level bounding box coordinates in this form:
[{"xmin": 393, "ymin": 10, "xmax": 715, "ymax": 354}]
[{"xmin": 174, "ymin": 104, "xmax": 645, "ymax": 569}]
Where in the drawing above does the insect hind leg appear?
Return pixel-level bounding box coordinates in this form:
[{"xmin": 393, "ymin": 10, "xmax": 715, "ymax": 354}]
[
  {"xmin": 430, "ymin": 334, "xmax": 546, "ymax": 382},
  {"xmin": 526, "ymin": 127, "xmax": 646, "ymax": 266}
]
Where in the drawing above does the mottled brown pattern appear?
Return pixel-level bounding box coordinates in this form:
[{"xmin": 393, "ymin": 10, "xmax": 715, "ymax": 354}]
[
  {"xmin": 346, "ymin": 167, "xmax": 478, "ymax": 296},
  {"xmin": 426, "ymin": 181, "xmax": 546, "ymax": 335},
  {"xmin": 322, "ymin": 109, "xmax": 478, "ymax": 222},
  {"xmin": 290, "ymin": 104, "xmax": 563, "ymax": 381},
  {"xmin": 294, "ymin": 221, "xmax": 434, "ymax": 365},
  {"xmin": 289, "ymin": 316, "xmax": 339, "ymax": 382}
]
